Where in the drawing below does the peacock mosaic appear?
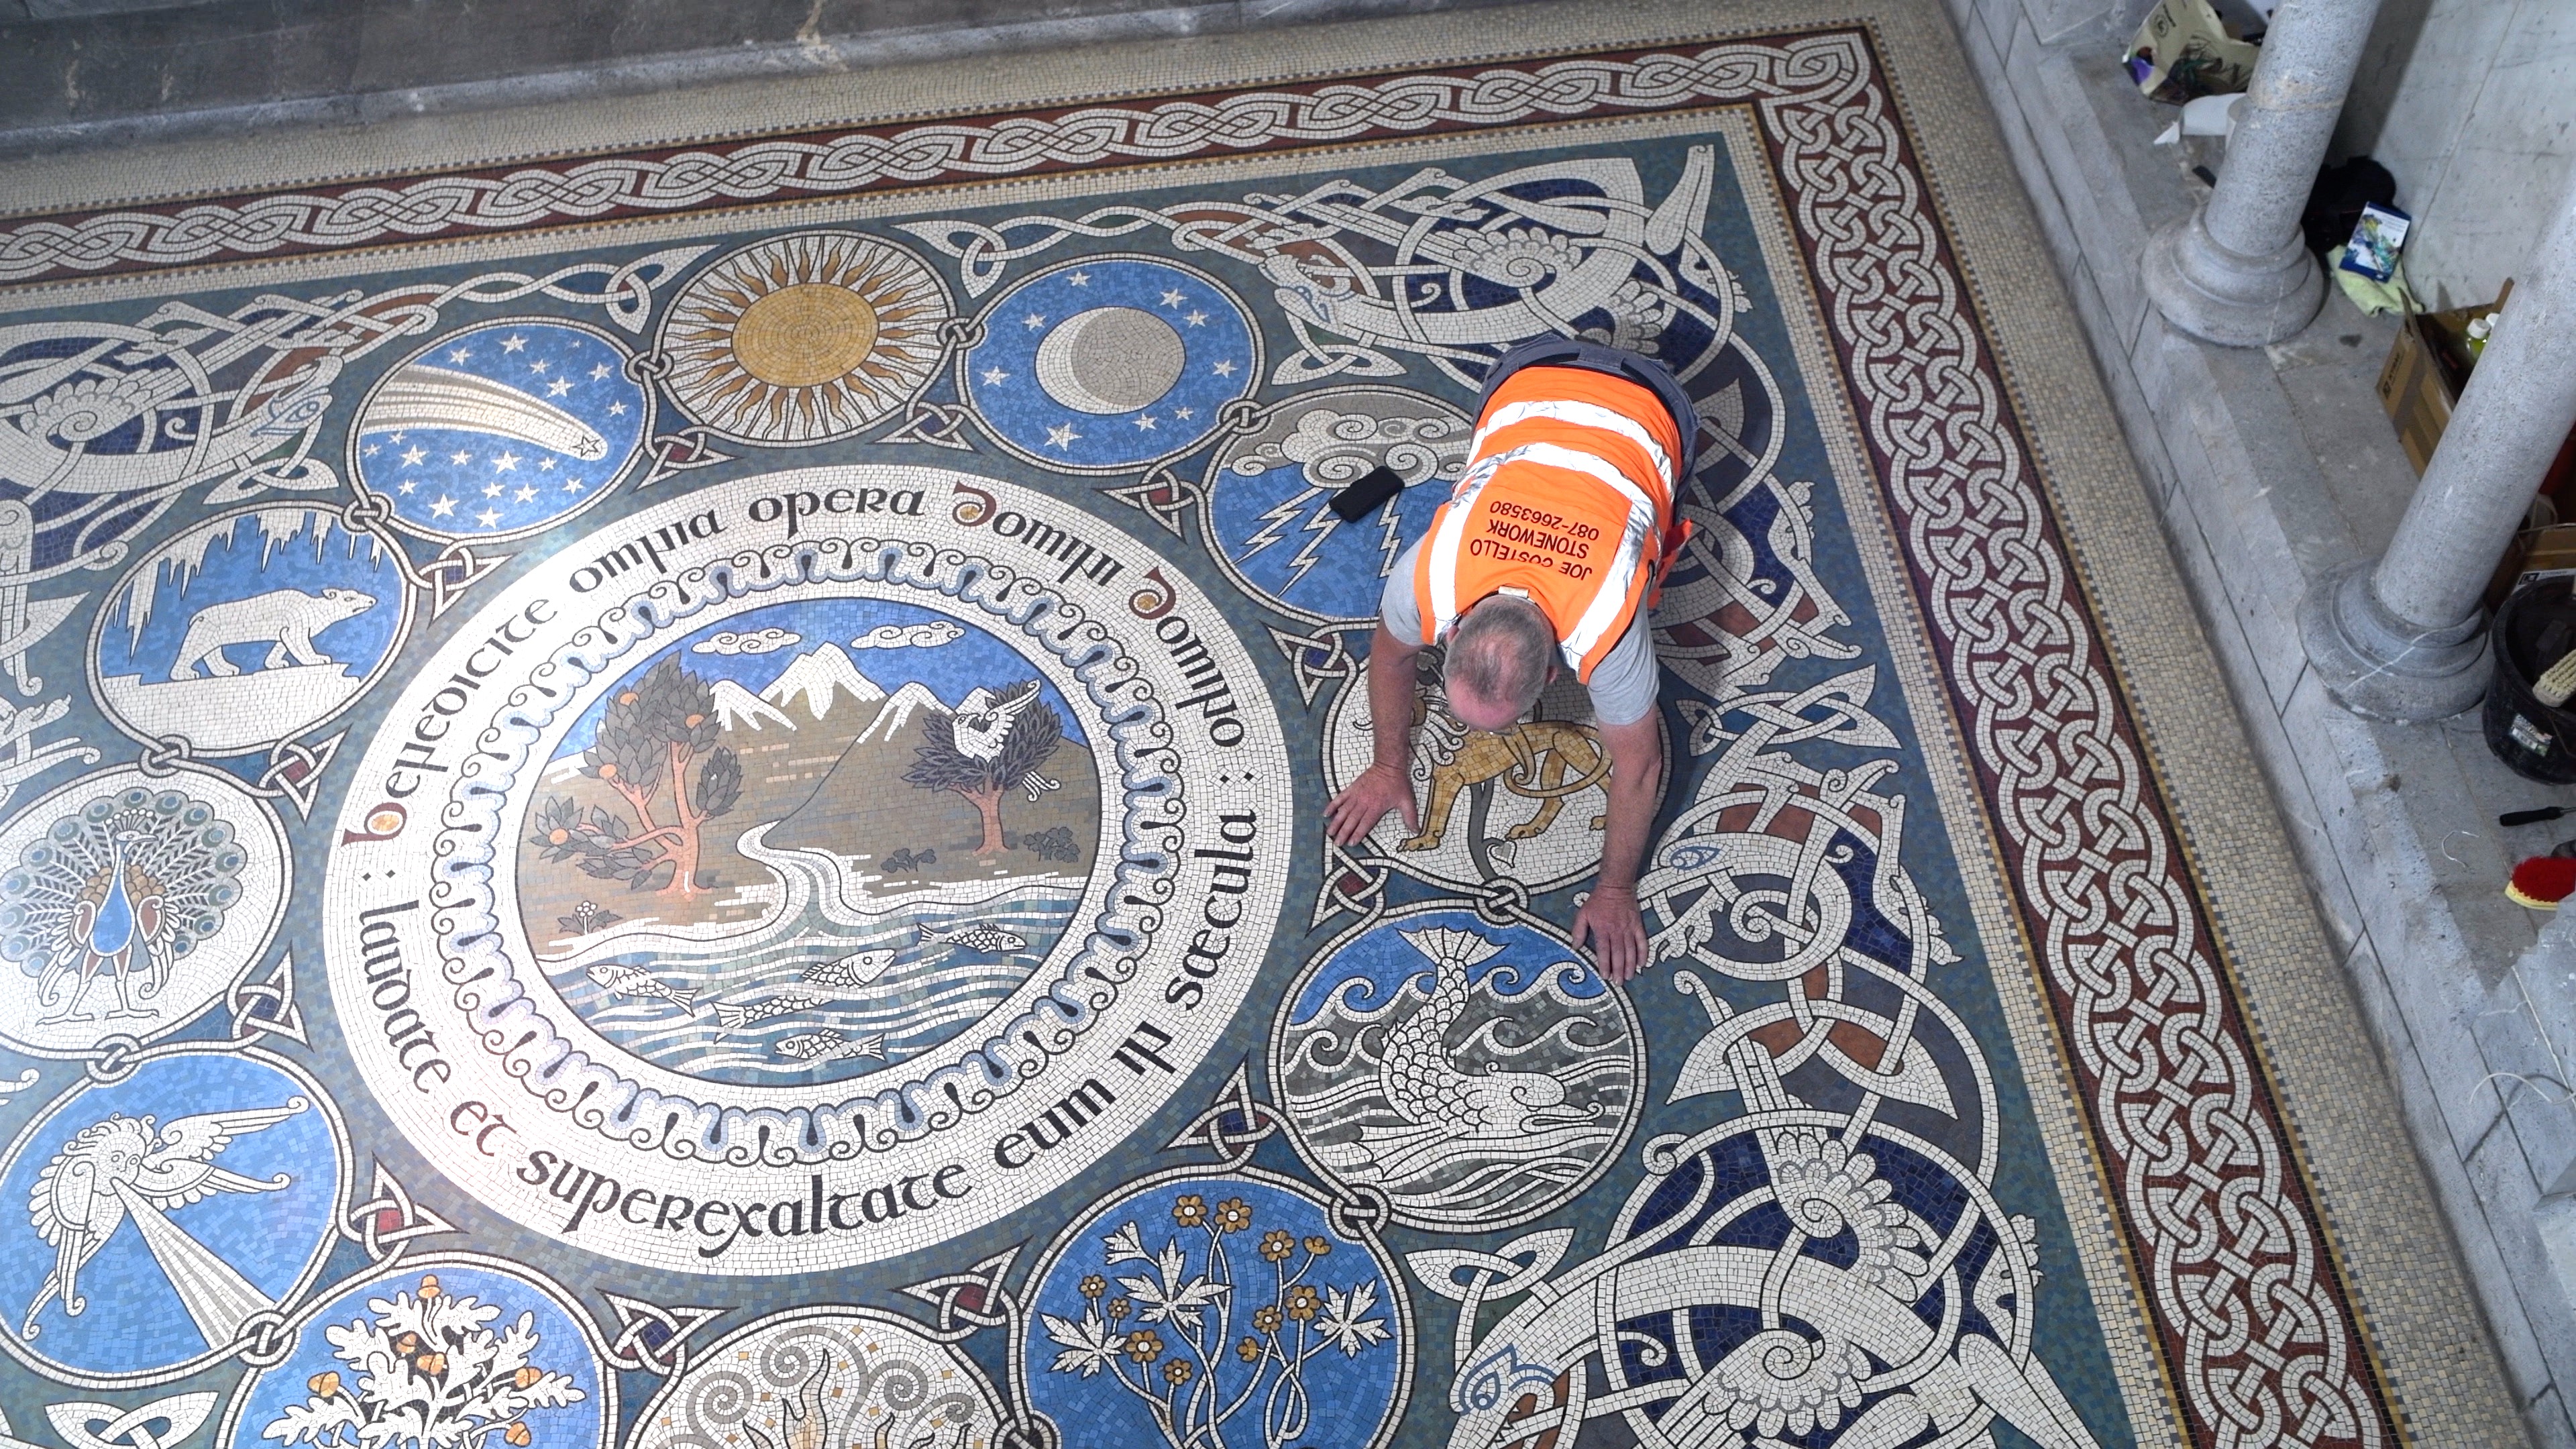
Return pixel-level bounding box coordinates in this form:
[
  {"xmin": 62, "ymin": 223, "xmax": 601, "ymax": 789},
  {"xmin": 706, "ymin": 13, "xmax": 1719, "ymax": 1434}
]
[{"xmin": 0, "ymin": 20, "xmax": 2428, "ymax": 1449}]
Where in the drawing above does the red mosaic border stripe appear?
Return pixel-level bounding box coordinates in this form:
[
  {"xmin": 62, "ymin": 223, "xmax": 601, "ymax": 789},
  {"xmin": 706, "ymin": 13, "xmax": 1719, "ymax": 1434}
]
[
  {"xmin": 1752, "ymin": 29, "xmax": 2398, "ymax": 1448},
  {"xmin": 1, "ymin": 36, "xmax": 1836, "ymax": 286}
]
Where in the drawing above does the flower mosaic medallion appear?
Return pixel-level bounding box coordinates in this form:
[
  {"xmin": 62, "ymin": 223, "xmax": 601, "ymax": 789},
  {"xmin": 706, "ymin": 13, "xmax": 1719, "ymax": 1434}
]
[
  {"xmin": 1021, "ymin": 1171, "xmax": 1407, "ymax": 1449},
  {"xmin": 220, "ymin": 1258, "xmax": 611, "ymax": 1449}
]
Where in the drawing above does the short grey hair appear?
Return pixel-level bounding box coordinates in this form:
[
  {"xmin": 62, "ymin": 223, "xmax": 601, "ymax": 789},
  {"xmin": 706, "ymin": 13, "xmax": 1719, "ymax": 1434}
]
[{"xmin": 1446, "ymin": 594, "xmax": 1557, "ymax": 716}]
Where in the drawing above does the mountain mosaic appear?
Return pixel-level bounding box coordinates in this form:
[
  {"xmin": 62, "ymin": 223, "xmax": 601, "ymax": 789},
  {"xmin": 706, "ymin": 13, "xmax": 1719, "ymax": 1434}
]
[{"xmin": 512, "ymin": 598, "xmax": 1099, "ymax": 1087}]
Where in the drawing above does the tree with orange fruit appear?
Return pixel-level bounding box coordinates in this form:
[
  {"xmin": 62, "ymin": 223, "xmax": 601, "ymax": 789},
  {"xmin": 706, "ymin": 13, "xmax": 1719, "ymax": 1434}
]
[{"xmin": 529, "ymin": 655, "xmax": 743, "ymax": 897}]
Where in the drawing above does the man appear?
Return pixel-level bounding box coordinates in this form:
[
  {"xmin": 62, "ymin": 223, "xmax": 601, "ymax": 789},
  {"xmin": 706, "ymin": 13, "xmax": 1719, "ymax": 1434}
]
[{"xmin": 1325, "ymin": 335, "xmax": 1697, "ymax": 983}]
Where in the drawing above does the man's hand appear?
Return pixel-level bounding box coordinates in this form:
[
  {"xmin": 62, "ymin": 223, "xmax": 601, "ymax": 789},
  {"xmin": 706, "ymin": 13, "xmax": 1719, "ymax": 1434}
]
[
  {"xmin": 1574, "ymin": 884, "xmax": 1649, "ymax": 982},
  {"xmin": 1326, "ymin": 761, "xmax": 1417, "ymax": 847},
  {"xmin": 1574, "ymin": 712, "xmax": 1662, "ymax": 983},
  {"xmin": 1328, "ymin": 627, "xmax": 1426, "ymax": 849}
]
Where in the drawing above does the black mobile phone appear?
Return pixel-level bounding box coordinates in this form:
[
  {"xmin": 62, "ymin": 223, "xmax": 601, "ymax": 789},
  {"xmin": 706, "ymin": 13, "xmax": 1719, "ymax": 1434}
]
[{"xmin": 1327, "ymin": 465, "xmax": 1406, "ymax": 523}]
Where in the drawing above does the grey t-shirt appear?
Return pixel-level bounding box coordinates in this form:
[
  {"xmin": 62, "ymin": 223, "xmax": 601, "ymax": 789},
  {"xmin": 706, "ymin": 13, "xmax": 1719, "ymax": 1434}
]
[{"xmin": 1377, "ymin": 535, "xmax": 1660, "ymax": 727}]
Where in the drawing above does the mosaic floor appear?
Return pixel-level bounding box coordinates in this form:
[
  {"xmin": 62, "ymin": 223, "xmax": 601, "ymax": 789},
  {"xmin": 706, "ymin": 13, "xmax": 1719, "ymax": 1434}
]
[{"xmin": 0, "ymin": 6, "xmax": 2523, "ymax": 1448}]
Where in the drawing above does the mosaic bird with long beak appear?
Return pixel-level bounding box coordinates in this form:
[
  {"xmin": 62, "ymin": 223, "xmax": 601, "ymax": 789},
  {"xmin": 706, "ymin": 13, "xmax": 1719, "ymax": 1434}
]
[{"xmin": 948, "ymin": 681, "xmax": 1042, "ymax": 761}]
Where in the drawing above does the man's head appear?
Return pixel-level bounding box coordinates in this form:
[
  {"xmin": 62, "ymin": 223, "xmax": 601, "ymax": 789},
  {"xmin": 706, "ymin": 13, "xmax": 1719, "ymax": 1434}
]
[{"xmin": 1444, "ymin": 593, "xmax": 1558, "ymax": 732}]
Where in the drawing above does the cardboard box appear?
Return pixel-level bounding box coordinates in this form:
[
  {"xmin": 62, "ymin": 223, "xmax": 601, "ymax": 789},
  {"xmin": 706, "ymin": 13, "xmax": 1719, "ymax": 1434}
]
[
  {"xmin": 2377, "ymin": 289, "xmax": 2504, "ymax": 475},
  {"xmin": 2400, "ymin": 281, "xmax": 2576, "ymax": 606},
  {"xmin": 2523, "ymin": 524, "xmax": 2576, "ymax": 578},
  {"xmin": 2496, "ymin": 523, "xmax": 2576, "ymax": 612}
]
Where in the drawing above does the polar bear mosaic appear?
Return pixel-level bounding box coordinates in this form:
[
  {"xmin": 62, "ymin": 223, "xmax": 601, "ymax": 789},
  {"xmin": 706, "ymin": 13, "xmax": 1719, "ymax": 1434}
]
[
  {"xmin": 171, "ymin": 586, "xmax": 376, "ymax": 680},
  {"xmin": 90, "ymin": 508, "xmax": 413, "ymax": 759}
]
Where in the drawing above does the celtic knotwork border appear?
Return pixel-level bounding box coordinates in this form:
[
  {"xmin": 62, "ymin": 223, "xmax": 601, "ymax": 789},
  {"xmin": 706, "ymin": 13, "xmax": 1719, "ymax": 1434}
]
[
  {"xmin": 1747, "ymin": 28, "xmax": 2396, "ymax": 1449},
  {"xmin": 5, "ymin": 31, "xmax": 1848, "ymax": 287}
]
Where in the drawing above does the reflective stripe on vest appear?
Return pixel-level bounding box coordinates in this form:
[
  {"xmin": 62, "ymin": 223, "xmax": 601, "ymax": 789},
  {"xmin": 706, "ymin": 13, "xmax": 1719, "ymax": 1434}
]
[
  {"xmin": 1421, "ymin": 441, "xmax": 1660, "ymax": 667},
  {"xmin": 1416, "ymin": 365, "xmax": 1682, "ymax": 682},
  {"xmin": 1477, "ymin": 397, "xmax": 1677, "ymax": 491}
]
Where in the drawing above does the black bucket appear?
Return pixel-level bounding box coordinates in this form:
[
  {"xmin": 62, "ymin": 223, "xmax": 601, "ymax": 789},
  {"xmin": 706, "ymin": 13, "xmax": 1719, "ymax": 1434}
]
[{"xmin": 2485, "ymin": 578, "xmax": 2576, "ymax": 782}]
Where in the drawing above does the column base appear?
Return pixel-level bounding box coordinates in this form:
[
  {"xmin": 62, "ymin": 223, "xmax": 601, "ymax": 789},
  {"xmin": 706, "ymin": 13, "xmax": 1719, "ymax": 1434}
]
[
  {"xmin": 2298, "ymin": 559, "xmax": 2491, "ymax": 723},
  {"xmin": 2143, "ymin": 203, "xmax": 2326, "ymax": 347}
]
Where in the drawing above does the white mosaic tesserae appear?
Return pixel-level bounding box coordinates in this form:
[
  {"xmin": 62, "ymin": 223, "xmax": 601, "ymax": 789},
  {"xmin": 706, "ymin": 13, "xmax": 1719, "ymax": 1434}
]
[{"xmin": 0, "ymin": 5, "xmax": 2521, "ymax": 1448}]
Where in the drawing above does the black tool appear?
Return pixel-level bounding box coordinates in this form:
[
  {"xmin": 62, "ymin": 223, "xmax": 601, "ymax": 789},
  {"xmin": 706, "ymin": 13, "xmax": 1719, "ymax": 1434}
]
[
  {"xmin": 1328, "ymin": 465, "xmax": 1406, "ymax": 523},
  {"xmin": 2502, "ymin": 806, "xmax": 2574, "ymax": 827}
]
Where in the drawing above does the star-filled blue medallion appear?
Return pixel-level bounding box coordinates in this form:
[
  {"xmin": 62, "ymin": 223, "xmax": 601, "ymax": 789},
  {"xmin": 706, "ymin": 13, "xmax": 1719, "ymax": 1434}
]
[
  {"xmin": 962, "ymin": 258, "xmax": 1258, "ymax": 473},
  {"xmin": 353, "ymin": 319, "xmax": 649, "ymax": 539}
]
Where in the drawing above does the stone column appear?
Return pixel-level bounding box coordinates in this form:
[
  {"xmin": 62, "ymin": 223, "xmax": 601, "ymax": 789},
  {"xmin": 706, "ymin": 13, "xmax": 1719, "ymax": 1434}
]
[
  {"xmin": 2142, "ymin": 0, "xmax": 2383, "ymax": 346},
  {"xmin": 2301, "ymin": 161, "xmax": 2576, "ymax": 721}
]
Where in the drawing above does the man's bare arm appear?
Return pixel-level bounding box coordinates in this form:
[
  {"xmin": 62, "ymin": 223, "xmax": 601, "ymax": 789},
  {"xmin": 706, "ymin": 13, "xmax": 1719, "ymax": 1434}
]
[
  {"xmin": 1572, "ymin": 710, "xmax": 1664, "ymax": 981},
  {"xmin": 1324, "ymin": 626, "xmax": 1423, "ymax": 846},
  {"xmin": 1590, "ymin": 711, "xmax": 1662, "ymax": 892}
]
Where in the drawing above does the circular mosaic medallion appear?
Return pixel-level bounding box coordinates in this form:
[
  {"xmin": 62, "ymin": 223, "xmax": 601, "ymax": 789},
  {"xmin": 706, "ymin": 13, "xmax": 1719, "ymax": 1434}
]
[
  {"xmin": 1322, "ymin": 655, "xmax": 1652, "ymax": 893},
  {"xmin": 1197, "ymin": 386, "xmax": 1470, "ymax": 627},
  {"xmin": 630, "ymin": 1306, "xmax": 1003, "ymax": 1449},
  {"xmin": 962, "ymin": 258, "xmax": 1258, "ymax": 474},
  {"xmin": 0, "ymin": 765, "xmax": 289, "ymax": 1059},
  {"xmin": 89, "ymin": 504, "xmax": 416, "ymax": 757},
  {"xmin": 658, "ymin": 233, "xmax": 953, "ymax": 445},
  {"xmin": 515, "ymin": 594, "xmax": 1105, "ymax": 1089},
  {"xmin": 0, "ymin": 1044, "xmax": 346, "ymax": 1388},
  {"xmin": 322, "ymin": 468, "xmax": 1289, "ymax": 1273},
  {"xmin": 1271, "ymin": 905, "xmax": 1640, "ymax": 1233},
  {"xmin": 352, "ymin": 319, "xmax": 651, "ymax": 541},
  {"xmin": 220, "ymin": 1256, "xmax": 612, "ymax": 1449},
  {"xmin": 1020, "ymin": 1168, "xmax": 1408, "ymax": 1449}
]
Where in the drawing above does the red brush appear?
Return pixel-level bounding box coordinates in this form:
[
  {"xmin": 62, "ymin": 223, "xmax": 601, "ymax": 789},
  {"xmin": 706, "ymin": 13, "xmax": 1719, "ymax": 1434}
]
[{"xmin": 2509, "ymin": 855, "xmax": 2576, "ymax": 908}]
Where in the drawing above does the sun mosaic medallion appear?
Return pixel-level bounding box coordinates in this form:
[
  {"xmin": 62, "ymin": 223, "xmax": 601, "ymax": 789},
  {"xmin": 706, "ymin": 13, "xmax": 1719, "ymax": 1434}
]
[
  {"xmin": 323, "ymin": 470, "xmax": 1291, "ymax": 1275},
  {"xmin": 657, "ymin": 233, "xmax": 954, "ymax": 445}
]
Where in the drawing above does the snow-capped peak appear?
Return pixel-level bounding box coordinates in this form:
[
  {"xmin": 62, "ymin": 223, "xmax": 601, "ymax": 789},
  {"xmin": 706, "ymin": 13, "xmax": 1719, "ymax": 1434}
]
[
  {"xmin": 858, "ymin": 680, "xmax": 949, "ymax": 744},
  {"xmin": 712, "ymin": 678, "xmax": 796, "ymax": 732},
  {"xmin": 759, "ymin": 643, "xmax": 885, "ymax": 721}
]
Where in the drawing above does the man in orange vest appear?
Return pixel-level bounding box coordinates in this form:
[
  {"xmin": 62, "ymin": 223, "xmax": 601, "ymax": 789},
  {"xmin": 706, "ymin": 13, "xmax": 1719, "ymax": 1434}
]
[{"xmin": 1325, "ymin": 336, "xmax": 1697, "ymax": 982}]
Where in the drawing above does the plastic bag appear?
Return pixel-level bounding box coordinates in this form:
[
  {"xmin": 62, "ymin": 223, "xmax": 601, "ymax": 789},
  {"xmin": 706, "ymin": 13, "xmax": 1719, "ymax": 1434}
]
[{"xmin": 2125, "ymin": 0, "xmax": 2261, "ymax": 103}]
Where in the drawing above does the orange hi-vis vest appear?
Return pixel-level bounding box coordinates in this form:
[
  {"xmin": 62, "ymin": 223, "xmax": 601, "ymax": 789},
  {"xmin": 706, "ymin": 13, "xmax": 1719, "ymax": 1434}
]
[{"xmin": 1411, "ymin": 364, "xmax": 1687, "ymax": 682}]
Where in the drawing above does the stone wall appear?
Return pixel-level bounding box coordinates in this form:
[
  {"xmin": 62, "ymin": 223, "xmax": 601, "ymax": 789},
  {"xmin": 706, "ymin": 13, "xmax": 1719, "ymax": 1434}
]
[
  {"xmin": 2337, "ymin": 0, "xmax": 2576, "ymax": 311},
  {"xmin": 0, "ymin": 0, "xmax": 1542, "ymax": 156}
]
